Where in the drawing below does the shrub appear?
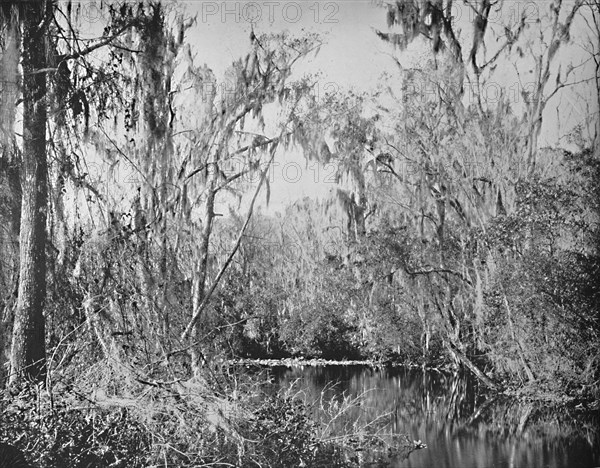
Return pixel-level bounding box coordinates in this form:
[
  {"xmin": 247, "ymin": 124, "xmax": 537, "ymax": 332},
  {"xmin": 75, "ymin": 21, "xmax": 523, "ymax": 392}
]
[{"xmin": 0, "ymin": 384, "xmax": 151, "ymax": 468}]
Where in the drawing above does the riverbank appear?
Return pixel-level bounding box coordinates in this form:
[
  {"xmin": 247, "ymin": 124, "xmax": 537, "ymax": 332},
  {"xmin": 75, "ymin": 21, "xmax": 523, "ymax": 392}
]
[
  {"xmin": 231, "ymin": 357, "xmax": 405, "ymax": 367},
  {"xmin": 229, "ymin": 357, "xmax": 447, "ymax": 370},
  {"xmin": 263, "ymin": 364, "xmax": 600, "ymax": 467},
  {"xmin": 230, "ymin": 358, "xmax": 600, "ymax": 408}
]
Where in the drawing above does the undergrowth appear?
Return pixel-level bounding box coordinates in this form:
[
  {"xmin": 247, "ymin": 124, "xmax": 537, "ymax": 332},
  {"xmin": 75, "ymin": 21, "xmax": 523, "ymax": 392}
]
[{"xmin": 0, "ymin": 361, "xmax": 424, "ymax": 467}]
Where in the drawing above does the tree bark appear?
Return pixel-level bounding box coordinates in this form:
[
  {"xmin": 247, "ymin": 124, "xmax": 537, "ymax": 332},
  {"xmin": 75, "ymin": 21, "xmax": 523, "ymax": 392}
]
[
  {"xmin": 0, "ymin": 4, "xmax": 22, "ymax": 387},
  {"xmin": 9, "ymin": 0, "xmax": 48, "ymax": 385},
  {"xmin": 0, "ymin": 7, "xmax": 22, "ymax": 267},
  {"xmin": 189, "ymin": 167, "xmax": 217, "ymax": 374}
]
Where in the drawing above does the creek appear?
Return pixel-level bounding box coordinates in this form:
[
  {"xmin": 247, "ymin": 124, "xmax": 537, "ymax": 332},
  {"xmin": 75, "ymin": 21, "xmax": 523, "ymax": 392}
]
[{"xmin": 260, "ymin": 365, "xmax": 600, "ymax": 468}]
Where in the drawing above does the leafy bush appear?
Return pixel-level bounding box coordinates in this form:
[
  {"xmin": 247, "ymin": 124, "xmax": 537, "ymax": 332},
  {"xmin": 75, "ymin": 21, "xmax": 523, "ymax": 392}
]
[
  {"xmin": 1, "ymin": 371, "xmax": 408, "ymax": 468},
  {"xmin": 0, "ymin": 385, "xmax": 151, "ymax": 468}
]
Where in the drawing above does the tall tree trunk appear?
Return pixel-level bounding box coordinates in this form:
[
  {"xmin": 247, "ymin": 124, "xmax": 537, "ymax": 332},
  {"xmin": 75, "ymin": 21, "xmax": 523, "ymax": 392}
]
[
  {"xmin": 0, "ymin": 4, "xmax": 19, "ymax": 143},
  {"xmin": 9, "ymin": 0, "xmax": 48, "ymax": 385},
  {"xmin": 0, "ymin": 4, "xmax": 21, "ymax": 387}
]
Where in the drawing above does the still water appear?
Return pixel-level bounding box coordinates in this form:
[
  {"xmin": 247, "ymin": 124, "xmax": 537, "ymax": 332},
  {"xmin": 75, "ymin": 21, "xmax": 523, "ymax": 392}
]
[{"xmin": 267, "ymin": 365, "xmax": 599, "ymax": 468}]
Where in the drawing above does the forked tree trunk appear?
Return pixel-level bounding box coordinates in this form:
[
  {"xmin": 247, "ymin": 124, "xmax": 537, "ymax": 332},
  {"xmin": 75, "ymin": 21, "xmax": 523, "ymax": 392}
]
[{"xmin": 9, "ymin": 0, "xmax": 48, "ymax": 385}]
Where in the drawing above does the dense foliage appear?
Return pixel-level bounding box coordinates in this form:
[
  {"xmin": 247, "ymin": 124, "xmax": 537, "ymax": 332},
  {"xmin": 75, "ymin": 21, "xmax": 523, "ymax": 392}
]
[{"xmin": 0, "ymin": 0, "xmax": 598, "ymax": 466}]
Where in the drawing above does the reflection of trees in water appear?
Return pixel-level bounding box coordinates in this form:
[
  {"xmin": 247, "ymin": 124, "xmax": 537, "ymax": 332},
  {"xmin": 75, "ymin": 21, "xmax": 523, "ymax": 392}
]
[{"xmin": 274, "ymin": 366, "xmax": 600, "ymax": 467}]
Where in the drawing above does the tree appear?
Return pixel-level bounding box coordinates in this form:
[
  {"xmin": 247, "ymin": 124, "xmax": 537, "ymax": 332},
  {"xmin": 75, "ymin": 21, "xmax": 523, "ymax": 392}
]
[
  {"xmin": 40, "ymin": 4, "xmax": 322, "ymax": 375},
  {"xmin": 284, "ymin": 0, "xmax": 594, "ymax": 388},
  {"xmin": 369, "ymin": 0, "xmax": 594, "ymax": 388},
  {"xmin": 0, "ymin": 3, "xmax": 21, "ymax": 386},
  {"xmin": 8, "ymin": 0, "xmax": 49, "ymax": 385},
  {"xmin": 2, "ymin": 0, "xmax": 151, "ymax": 385}
]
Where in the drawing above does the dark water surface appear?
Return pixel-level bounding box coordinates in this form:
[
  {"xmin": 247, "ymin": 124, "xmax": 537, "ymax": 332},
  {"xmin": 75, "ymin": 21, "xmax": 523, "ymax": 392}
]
[{"xmin": 267, "ymin": 365, "xmax": 599, "ymax": 468}]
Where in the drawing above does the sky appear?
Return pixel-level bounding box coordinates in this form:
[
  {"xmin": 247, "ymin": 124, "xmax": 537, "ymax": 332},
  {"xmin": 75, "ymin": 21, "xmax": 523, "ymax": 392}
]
[
  {"xmin": 64, "ymin": 0, "xmax": 598, "ymax": 215},
  {"xmin": 182, "ymin": 1, "xmax": 397, "ymax": 211},
  {"xmin": 185, "ymin": 1, "xmax": 390, "ymax": 85},
  {"xmin": 183, "ymin": 1, "xmax": 424, "ymax": 211},
  {"xmin": 172, "ymin": 0, "xmax": 597, "ymax": 212}
]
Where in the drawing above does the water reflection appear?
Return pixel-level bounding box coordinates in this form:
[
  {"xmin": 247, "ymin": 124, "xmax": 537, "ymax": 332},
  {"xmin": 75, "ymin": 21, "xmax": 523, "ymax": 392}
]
[{"xmin": 269, "ymin": 366, "xmax": 599, "ymax": 468}]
